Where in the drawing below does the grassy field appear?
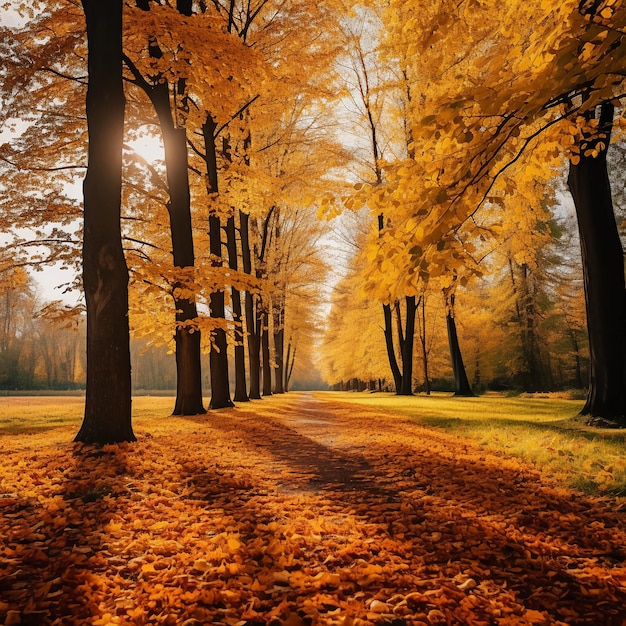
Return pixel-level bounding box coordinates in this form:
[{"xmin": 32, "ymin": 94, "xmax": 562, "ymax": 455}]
[
  {"xmin": 0, "ymin": 396, "xmax": 177, "ymax": 437},
  {"xmin": 317, "ymin": 390, "xmax": 626, "ymax": 497},
  {"xmin": 1, "ymin": 391, "xmax": 625, "ymax": 497}
]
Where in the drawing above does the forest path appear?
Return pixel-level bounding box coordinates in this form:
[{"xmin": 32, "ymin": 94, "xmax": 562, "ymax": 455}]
[
  {"xmin": 213, "ymin": 391, "xmax": 626, "ymax": 624},
  {"xmin": 2, "ymin": 392, "xmax": 626, "ymax": 625}
]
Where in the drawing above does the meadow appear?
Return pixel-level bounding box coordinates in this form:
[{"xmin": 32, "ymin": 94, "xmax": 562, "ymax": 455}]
[{"xmin": 315, "ymin": 391, "xmax": 626, "ymax": 497}]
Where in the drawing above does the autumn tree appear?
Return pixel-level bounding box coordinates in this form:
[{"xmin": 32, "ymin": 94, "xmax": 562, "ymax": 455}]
[
  {"xmin": 361, "ymin": 0, "xmax": 626, "ymax": 421},
  {"xmin": 74, "ymin": 0, "xmax": 135, "ymax": 444},
  {"xmin": 567, "ymin": 102, "xmax": 625, "ymax": 422},
  {"xmin": 123, "ymin": 1, "xmax": 209, "ymax": 416},
  {"xmin": 336, "ymin": 7, "xmax": 417, "ymax": 395}
]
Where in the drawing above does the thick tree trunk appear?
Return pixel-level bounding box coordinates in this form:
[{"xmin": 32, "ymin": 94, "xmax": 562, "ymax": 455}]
[
  {"xmin": 226, "ymin": 215, "xmax": 248, "ymax": 402},
  {"xmin": 445, "ymin": 295, "xmax": 473, "ymax": 397},
  {"xmin": 567, "ymin": 103, "xmax": 626, "ymax": 425},
  {"xmin": 75, "ymin": 0, "xmax": 134, "ymax": 444},
  {"xmin": 154, "ymin": 96, "xmax": 205, "ymax": 416},
  {"xmin": 240, "ymin": 211, "xmax": 262, "ymax": 399},
  {"xmin": 203, "ymin": 116, "xmax": 234, "ymax": 410}
]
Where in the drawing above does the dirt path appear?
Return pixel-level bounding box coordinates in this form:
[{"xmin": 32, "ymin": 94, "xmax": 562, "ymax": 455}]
[
  {"xmin": 1, "ymin": 392, "xmax": 626, "ymax": 625},
  {"xmin": 211, "ymin": 392, "xmax": 626, "ymax": 624}
]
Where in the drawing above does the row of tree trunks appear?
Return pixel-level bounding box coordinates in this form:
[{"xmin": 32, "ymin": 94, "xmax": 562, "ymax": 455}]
[{"xmin": 210, "ymin": 203, "xmax": 287, "ymax": 402}]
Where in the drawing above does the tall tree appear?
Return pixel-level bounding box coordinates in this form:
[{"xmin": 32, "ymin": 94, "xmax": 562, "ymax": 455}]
[
  {"xmin": 444, "ymin": 292, "xmax": 473, "ymax": 396},
  {"xmin": 124, "ymin": 1, "xmax": 206, "ymax": 416},
  {"xmin": 74, "ymin": 0, "xmax": 135, "ymax": 444},
  {"xmin": 339, "ymin": 9, "xmax": 417, "ymax": 394},
  {"xmin": 202, "ymin": 114, "xmax": 234, "ymax": 409},
  {"xmin": 568, "ymin": 103, "xmax": 626, "ymax": 423}
]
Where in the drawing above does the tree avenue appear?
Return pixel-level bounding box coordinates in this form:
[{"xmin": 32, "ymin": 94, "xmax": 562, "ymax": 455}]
[{"xmin": 1, "ymin": 0, "xmax": 626, "ymax": 439}]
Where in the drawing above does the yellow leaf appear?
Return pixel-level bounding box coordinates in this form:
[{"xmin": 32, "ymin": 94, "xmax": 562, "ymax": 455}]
[{"xmin": 193, "ymin": 558, "xmax": 212, "ymax": 572}]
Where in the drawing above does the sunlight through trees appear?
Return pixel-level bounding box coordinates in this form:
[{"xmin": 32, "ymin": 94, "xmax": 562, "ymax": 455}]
[{"xmin": 0, "ymin": 0, "xmax": 625, "ymax": 432}]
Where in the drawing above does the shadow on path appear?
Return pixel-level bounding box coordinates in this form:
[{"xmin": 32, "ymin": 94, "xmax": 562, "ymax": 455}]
[{"xmin": 202, "ymin": 393, "xmax": 626, "ymax": 625}]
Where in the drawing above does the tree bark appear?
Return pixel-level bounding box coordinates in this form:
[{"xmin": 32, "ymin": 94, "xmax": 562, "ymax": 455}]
[
  {"xmin": 567, "ymin": 103, "xmax": 626, "ymax": 424},
  {"xmin": 273, "ymin": 300, "xmax": 285, "ymax": 393},
  {"xmin": 240, "ymin": 211, "xmax": 261, "ymax": 399},
  {"xmin": 445, "ymin": 294, "xmax": 474, "ymax": 397},
  {"xmin": 203, "ymin": 115, "xmax": 234, "ymax": 410},
  {"xmin": 383, "ymin": 303, "xmax": 402, "ymax": 392},
  {"xmin": 226, "ymin": 215, "xmax": 249, "ymax": 402},
  {"xmin": 261, "ymin": 308, "xmax": 273, "ymax": 396},
  {"xmin": 399, "ymin": 296, "xmax": 417, "ymax": 395},
  {"xmin": 75, "ymin": 0, "xmax": 135, "ymax": 444}
]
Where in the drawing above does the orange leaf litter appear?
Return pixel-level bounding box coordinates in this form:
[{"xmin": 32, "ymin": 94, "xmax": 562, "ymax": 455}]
[{"xmin": 1, "ymin": 393, "xmax": 626, "ymax": 625}]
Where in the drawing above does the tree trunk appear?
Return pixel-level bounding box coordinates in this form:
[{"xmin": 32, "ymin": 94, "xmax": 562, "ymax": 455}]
[
  {"xmin": 226, "ymin": 215, "xmax": 248, "ymax": 402},
  {"xmin": 418, "ymin": 298, "xmax": 431, "ymax": 395},
  {"xmin": 445, "ymin": 295, "xmax": 473, "ymax": 397},
  {"xmin": 261, "ymin": 308, "xmax": 272, "ymax": 396},
  {"xmin": 567, "ymin": 103, "xmax": 626, "ymax": 424},
  {"xmin": 203, "ymin": 115, "xmax": 234, "ymax": 410},
  {"xmin": 75, "ymin": 0, "xmax": 135, "ymax": 444},
  {"xmin": 399, "ymin": 296, "xmax": 417, "ymax": 395},
  {"xmin": 273, "ymin": 301, "xmax": 285, "ymax": 394},
  {"xmin": 383, "ymin": 303, "xmax": 402, "ymax": 392},
  {"xmin": 157, "ymin": 97, "xmax": 205, "ymax": 416},
  {"xmin": 240, "ymin": 211, "xmax": 261, "ymax": 399},
  {"xmin": 208, "ymin": 214, "xmax": 234, "ymax": 409},
  {"xmin": 284, "ymin": 340, "xmax": 296, "ymax": 392}
]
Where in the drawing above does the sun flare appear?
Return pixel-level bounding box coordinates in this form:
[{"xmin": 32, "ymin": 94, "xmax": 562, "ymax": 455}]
[{"xmin": 126, "ymin": 131, "xmax": 165, "ymax": 165}]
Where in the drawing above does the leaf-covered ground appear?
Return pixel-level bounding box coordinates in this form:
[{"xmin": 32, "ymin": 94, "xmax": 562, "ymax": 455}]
[{"xmin": 1, "ymin": 393, "xmax": 626, "ymax": 626}]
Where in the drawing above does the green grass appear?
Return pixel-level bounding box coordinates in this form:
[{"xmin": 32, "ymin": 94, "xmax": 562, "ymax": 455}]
[
  {"xmin": 319, "ymin": 391, "xmax": 626, "ymax": 497},
  {"xmin": 0, "ymin": 396, "xmax": 180, "ymax": 436}
]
